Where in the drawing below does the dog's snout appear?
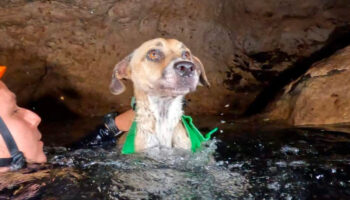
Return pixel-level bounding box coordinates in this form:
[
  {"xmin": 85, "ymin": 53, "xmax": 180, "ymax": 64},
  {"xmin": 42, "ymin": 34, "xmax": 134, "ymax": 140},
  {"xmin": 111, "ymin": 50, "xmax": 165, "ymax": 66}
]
[{"xmin": 174, "ymin": 61, "xmax": 195, "ymax": 77}]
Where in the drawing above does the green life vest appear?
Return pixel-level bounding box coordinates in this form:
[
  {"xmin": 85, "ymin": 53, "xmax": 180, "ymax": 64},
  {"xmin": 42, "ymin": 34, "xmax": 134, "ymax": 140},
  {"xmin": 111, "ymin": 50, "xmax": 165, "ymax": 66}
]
[{"xmin": 121, "ymin": 115, "xmax": 218, "ymax": 154}]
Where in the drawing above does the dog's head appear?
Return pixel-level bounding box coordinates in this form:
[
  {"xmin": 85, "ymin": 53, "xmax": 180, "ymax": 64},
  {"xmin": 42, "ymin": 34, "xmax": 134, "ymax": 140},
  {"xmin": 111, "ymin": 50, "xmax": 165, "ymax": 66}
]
[{"xmin": 110, "ymin": 38, "xmax": 210, "ymax": 97}]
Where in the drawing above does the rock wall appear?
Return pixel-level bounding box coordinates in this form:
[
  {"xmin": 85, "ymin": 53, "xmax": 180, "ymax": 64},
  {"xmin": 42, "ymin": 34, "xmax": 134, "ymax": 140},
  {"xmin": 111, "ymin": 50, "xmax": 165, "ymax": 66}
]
[
  {"xmin": 1, "ymin": 0, "xmax": 350, "ymax": 117},
  {"xmin": 266, "ymin": 46, "xmax": 350, "ymax": 125}
]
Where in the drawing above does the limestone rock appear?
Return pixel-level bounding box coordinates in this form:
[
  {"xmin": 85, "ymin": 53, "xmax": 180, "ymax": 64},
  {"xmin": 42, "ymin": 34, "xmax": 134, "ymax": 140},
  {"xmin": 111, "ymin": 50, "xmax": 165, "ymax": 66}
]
[
  {"xmin": 266, "ymin": 46, "xmax": 350, "ymax": 125},
  {"xmin": 0, "ymin": 0, "xmax": 350, "ymax": 117}
]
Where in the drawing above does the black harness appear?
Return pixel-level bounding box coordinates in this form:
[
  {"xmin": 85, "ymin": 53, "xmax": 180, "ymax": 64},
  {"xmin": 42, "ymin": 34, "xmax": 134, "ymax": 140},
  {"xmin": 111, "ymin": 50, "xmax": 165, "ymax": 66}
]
[{"xmin": 0, "ymin": 117, "xmax": 26, "ymax": 170}]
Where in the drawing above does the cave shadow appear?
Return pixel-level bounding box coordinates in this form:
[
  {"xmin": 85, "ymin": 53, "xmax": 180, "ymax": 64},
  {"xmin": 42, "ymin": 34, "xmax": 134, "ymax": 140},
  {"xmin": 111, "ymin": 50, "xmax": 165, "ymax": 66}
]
[{"xmin": 23, "ymin": 65, "xmax": 107, "ymax": 147}]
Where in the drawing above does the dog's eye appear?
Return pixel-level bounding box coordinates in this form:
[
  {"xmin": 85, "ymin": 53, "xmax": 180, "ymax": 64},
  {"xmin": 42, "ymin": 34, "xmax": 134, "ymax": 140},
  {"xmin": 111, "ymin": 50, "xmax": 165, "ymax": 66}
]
[
  {"xmin": 147, "ymin": 49, "xmax": 163, "ymax": 62},
  {"xmin": 182, "ymin": 51, "xmax": 191, "ymax": 60}
]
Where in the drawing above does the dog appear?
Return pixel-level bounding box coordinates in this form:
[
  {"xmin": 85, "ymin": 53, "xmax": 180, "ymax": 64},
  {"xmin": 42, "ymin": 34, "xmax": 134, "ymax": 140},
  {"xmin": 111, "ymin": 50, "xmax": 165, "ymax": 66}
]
[{"xmin": 110, "ymin": 38, "xmax": 210, "ymax": 153}]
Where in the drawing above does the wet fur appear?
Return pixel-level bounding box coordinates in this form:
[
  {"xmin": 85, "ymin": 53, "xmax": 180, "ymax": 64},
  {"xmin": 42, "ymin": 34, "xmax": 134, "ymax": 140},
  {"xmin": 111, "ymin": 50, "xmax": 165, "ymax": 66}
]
[
  {"xmin": 111, "ymin": 38, "xmax": 209, "ymax": 152},
  {"xmin": 131, "ymin": 92, "xmax": 191, "ymax": 151}
]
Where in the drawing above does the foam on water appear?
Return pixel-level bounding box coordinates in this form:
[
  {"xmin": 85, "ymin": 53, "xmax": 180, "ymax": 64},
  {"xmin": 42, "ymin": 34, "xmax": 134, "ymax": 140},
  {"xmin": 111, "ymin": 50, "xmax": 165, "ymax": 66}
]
[
  {"xmin": 46, "ymin": 139, "xmax": 250, "ymax": 199},
  {"xmin": 3, "ymin": 118, "xmax": 350, "ymax": 199}
]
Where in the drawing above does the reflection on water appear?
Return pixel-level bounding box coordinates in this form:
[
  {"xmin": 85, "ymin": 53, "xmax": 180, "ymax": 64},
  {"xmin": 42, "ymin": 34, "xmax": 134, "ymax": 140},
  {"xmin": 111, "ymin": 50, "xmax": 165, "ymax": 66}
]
[
  {"xmin": 1, "ymin": 116, "xmax": 350, "ymax": 199},
  {"xmin": 214, "ymin": 122, "xmax": 350, "ymax": 200}
]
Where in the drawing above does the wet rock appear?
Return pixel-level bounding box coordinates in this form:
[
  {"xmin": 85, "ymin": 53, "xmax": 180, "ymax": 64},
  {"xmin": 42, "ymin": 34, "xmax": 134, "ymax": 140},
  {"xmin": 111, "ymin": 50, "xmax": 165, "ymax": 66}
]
[
  {"xmin": 0, "ymin": 0, "xmax": 350, "ymax": 116},
  {"xmin": 266, "ymin": 46, "xmax": 350, "ymax": 125}
]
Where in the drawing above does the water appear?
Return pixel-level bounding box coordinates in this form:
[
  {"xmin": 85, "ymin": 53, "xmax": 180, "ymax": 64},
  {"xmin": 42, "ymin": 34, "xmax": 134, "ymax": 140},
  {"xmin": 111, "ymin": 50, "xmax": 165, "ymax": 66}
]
[
  {"xmin": 214, "ymin": 124, "xmax": 350, "ymax": 199},
  {"xmin": 1, "ymin": 116, "xmax": 350, "ymax": 199},
  {"xmin": 42, "ymin": 141, "xmax": 249, "ymax": 199}
]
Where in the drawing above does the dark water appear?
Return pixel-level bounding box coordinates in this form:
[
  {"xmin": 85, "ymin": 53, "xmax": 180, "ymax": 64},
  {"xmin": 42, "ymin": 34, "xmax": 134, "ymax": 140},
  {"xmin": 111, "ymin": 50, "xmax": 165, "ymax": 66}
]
[
  {"xmin": 214, "ymin": 122, "xmax": 350, "ymax": 200},
  {"xmin": 1, "ymin": 116, "xmax": 350, "ymax": 199}
]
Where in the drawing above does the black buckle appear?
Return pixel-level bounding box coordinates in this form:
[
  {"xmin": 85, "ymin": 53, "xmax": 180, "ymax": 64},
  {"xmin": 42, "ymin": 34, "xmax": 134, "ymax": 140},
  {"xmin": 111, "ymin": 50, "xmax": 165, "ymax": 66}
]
[
  {"xmin": 10, "ymin": 151, "xmax": 26, "ymax": 171},
  {"xmin": 103, "ymin": 112, "xmax": 123, "ymax": 137}
]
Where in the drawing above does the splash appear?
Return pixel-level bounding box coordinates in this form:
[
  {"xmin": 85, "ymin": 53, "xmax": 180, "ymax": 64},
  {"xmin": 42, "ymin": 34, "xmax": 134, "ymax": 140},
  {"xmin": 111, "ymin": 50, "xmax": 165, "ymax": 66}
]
[{"xmin": 45, "ymin": 140, "xmax": 249, "ymax": 199}]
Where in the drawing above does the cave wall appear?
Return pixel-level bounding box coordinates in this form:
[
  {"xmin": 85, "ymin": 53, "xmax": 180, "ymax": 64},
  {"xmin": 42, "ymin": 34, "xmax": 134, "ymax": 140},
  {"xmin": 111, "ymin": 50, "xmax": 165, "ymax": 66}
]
[
  {"xmin": 266, "ymin": 45, "xmax": 350, "ymax": 125},
  {"xmin": 1, "ymin": 0, "xmax": 350, "ymax": 117}
]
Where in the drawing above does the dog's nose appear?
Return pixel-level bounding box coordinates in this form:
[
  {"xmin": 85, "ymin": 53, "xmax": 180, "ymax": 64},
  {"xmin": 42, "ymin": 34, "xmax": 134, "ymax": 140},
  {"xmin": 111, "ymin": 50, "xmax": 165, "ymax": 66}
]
[{"xmin": 174, "ymin": 61, "xmax": 195, "ymax": 77}]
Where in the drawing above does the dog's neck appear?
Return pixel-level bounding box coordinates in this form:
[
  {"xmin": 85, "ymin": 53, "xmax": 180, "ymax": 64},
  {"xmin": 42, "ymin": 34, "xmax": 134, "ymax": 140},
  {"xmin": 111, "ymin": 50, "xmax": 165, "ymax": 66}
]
[{"xmin": 134, "ymin": 89, "xmax": 184, "ymax": 147}]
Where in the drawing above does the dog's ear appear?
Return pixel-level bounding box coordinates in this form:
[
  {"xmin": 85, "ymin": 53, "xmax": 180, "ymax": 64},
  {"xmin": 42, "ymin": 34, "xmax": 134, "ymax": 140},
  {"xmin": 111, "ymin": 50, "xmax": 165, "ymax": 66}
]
[
  {"xmin": 109, "ymin": 54, "xmax": 133, "ymax": 95},
  {"xmin": 193, "ymin": 56, "xmax": 210, "ymax": 87}
]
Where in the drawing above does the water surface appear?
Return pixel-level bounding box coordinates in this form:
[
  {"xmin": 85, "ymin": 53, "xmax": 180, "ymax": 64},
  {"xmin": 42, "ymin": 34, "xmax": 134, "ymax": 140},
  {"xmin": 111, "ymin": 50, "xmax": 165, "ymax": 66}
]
[{"xmin": 1, "ymin": 116, "xmax": 350, "ymax": 199}]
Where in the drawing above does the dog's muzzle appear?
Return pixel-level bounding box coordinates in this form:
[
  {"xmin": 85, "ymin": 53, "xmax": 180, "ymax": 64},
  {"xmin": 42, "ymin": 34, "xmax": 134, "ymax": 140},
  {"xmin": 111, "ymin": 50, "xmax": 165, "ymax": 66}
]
[{"xmin": 174, "ymin": 61, "xmax": 195, "ymax": 77}]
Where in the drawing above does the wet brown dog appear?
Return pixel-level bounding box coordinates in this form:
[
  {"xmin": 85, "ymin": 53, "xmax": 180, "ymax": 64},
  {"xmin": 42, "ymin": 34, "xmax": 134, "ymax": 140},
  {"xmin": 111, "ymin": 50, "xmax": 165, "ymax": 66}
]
[{"xmin": 110, "ymin": 38, "xmax": 210, "ymax": 152}]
